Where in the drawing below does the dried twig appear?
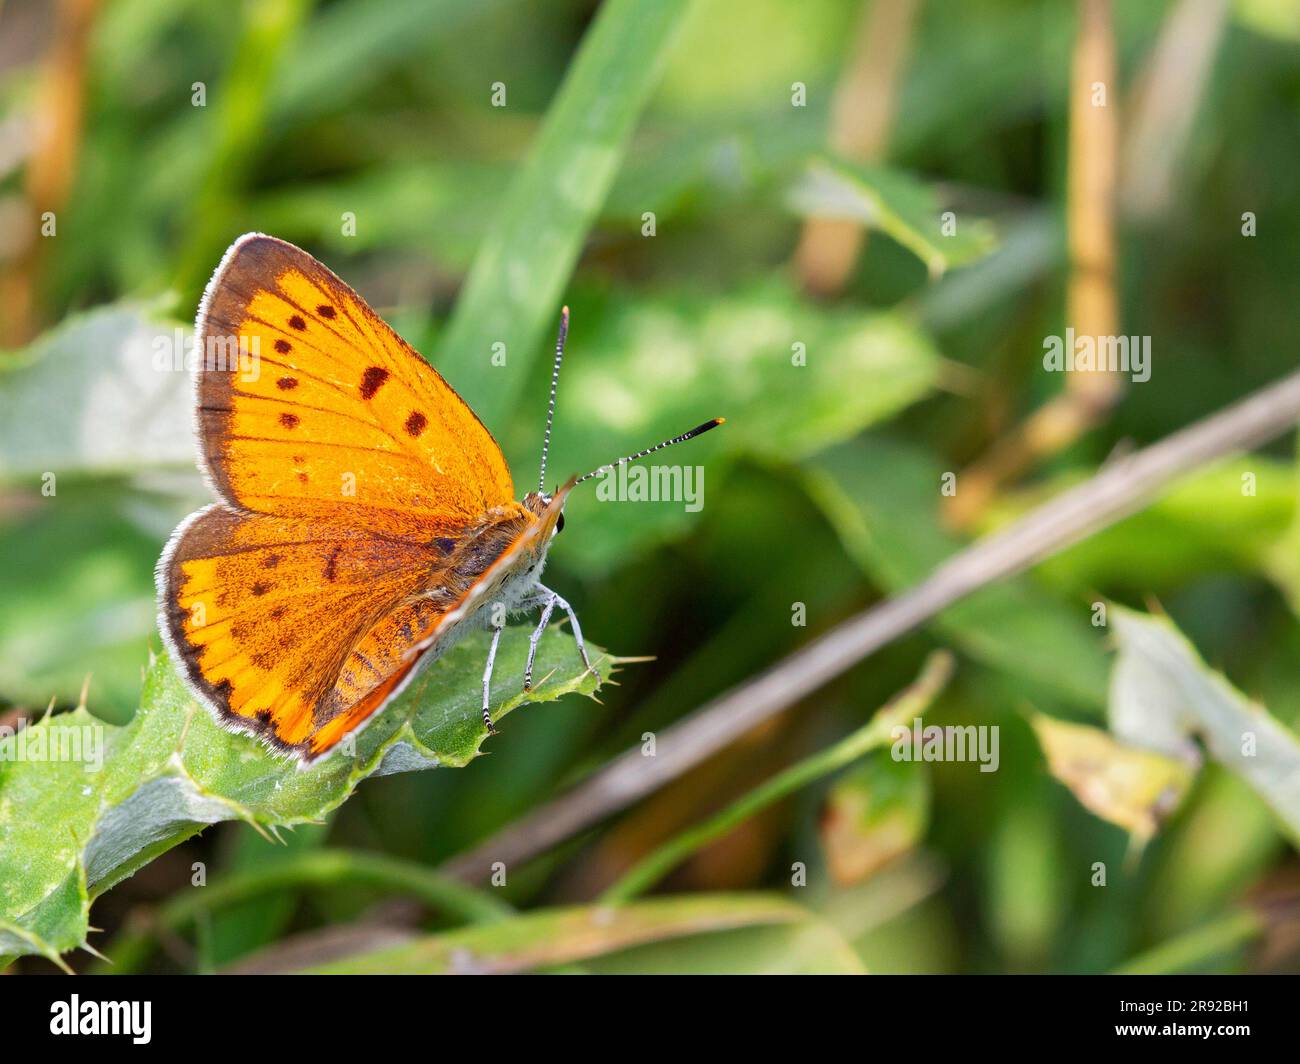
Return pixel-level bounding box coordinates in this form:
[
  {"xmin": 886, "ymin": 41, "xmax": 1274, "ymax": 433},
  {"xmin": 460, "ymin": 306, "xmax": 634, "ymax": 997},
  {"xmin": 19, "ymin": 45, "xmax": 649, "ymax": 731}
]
[
  {"xmin": 0, "ymin": 0, "xmax": 99, "ymax": 346},
  {"xmin": 1120, "ymin": 0, "xmax": 1231, "ymax": 221},
  {"xmin": 440, "ymin": 367, "xmax": 1300, "ymax": 883},
  {"xmin": 946, "ymin": 0, "xmax": 1120, "ymax": 528}
]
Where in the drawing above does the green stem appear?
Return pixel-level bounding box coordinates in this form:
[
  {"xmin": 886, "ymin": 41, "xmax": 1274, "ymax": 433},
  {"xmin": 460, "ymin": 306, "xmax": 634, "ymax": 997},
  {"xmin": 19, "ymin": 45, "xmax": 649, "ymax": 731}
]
[
  {"xmin": 1111, "ymin": 909, "xmax": 1263, "ymax": 975},
  {"xmin": 95, "ymin": 848, "xmax": 511, "ymax": 974},
  {"xmin": 599, "ymin": 652, "xmax": 954, "ymax": 904}
]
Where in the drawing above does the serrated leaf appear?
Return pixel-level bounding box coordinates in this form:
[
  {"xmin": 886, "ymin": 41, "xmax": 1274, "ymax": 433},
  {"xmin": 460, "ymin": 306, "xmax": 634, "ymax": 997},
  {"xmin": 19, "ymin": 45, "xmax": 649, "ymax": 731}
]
[
  {"xmin": 0, "ymin": 625, "xmax": 617, "ymax": 967},
  {"xmin": 1109, "ymin": 607, "xmax": 1300, "ymax": 847}
]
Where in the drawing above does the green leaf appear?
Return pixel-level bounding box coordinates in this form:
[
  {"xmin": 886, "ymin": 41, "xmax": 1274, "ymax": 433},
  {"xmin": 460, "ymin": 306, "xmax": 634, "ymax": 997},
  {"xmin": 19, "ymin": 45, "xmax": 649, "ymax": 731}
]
[
  {"xmin": 652, "ymin": 0, "xmax": 854, "ymax": 115},
  {"xmin": 1109, "ymin": 607, "xmax": 1300, "ymax": 847},
  {"xmin": 1234, "ymin": 0, "xmax": 1300, "ymax": 43},
  {"xmin": 989, "ymin": 458, "xmax": 1295, "ymax": 593},
  {"xmin": 788, "ymin": 157, "xmax": 999, "ymax": 278},
  {"xmin": 1265, "ymin": 438, "xmax": 1300, "ymax": 614},
  {"xmin": 97, "ymin": 846, "xmax": 509, "ymax": 974},
  {"xmin": 302, "ymin": 894, "xmax": 864, "ymax": 975},
  {"xmin": 1030, "ymin": 712, "xmax": 1195, "ymax": 850},
  {"xmin": 250, "ymin": 162, "xmax": 509, "ymax": 273},
  {"xmin": 541, "ymin": 278, "xmax": 939, "ymax": 572},
  {"xmin": 581, "ymin": 913, "xmax": 866, "ymax": 975},
  {"xmin": 175, "ymin": 0, "xmax": 312, "ymax": 294},
  {"xmin": 433, "ymin": 0, "xmax": 691, "ymax": 427},
  {"xmin": 204, "ymin": 822, "xmax": 332, "ymax": 969},
  {"xmin": 0, "ymin": 627, "xmax": 615, "ymax": 968},
  {"xmin": 821, "ymin": 751, "xmax": 931, "ymax": 887},
  {"xmin": 1113, "ymin": 909, "xmax": 1265, "ymax": 976},
  {"xmin": 804, "ymin": 436, "xmax": 1109, "ymax": 709},
  {"xmin": 268, "ymin": 0, "xmax": 500, "ymax": 124},
  {"xmin": 0, "ymin": 483, "xmax": 172, "ymax": 718},
  {"xmin": 985, "ymin": 800, "xmax": 1064, "ymax": 966},
  {"xmin": 0, "ymin": 304, "xmax": 192, "ymax": 480},
  {"xmin": 603, "ymin": 112, "xmax": 825, "ymax": 225}
]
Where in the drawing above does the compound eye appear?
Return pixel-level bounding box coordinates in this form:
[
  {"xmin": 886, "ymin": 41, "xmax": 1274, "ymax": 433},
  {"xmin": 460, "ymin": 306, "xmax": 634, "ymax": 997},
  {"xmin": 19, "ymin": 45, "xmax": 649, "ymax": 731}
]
[{"xmin": 556, "ymin": 513, "xmax": 566, "ymax": 534}]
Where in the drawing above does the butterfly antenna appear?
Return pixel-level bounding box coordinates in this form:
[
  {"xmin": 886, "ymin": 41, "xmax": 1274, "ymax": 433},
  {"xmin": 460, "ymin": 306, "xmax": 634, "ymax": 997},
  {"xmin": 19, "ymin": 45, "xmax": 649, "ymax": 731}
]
[
  {"xmin": 574, "ymin": 418, "xmax": 726, "ymax": 486},
  {"xmin": 538, "ymin": 306, "xmax": 569, "ymax": 495}
]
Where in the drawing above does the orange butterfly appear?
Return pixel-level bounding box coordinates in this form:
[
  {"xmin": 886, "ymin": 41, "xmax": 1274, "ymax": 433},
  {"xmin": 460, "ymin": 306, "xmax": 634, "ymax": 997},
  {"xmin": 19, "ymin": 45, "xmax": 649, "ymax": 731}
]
[{"xmin": 157, "ymin": 234, "xmax": 722, "ymax": 762}]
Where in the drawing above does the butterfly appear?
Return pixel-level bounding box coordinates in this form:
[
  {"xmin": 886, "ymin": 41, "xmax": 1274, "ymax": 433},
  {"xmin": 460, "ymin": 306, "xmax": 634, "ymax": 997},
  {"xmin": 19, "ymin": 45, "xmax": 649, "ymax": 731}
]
[{"xmin": 156, "ymin": 234, "xmax": 723, "ymax": 762}]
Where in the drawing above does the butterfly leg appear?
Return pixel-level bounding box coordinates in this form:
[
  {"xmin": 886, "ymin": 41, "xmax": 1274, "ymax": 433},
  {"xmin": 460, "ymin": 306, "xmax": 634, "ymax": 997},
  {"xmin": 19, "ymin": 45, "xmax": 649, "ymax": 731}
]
[
  {"xmin": 522, "ymin": 593, "xmax": 557, "ymax": 691},
  {"xmin": 482, "ymin": 620, "xmax": 504, "ymax": 734},
  {"xmin": 536, "ymin": 583, "xmax": 598, "ymax": 684}
]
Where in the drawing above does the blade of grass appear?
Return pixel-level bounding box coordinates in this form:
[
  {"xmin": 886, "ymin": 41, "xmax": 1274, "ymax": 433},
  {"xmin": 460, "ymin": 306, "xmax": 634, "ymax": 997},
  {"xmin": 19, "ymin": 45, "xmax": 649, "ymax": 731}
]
[
  {"xmin": 599, "ymin": 651, "xmax": 954, "ymax": 904},
  {"xmin": 303, "ymin": 894, "xmax": 825, "ymax": 974},
  {"xmin": 270, "ymin": 0, "xmax": 502, "ymax": 123},
  {"xmin": 94, "ymin": 847, "xmax": 511, "ymax": 974},
  {"xmin": 1112, "ymin": 909, "xmax": 1263, "ymax": 975},
  {"xmin": 433, "ymin": 0, "xmax": 691, "ymax": 429},
  {"xmin": 207, "ymin": 820, "xmax": 332, "ymax": 968}
]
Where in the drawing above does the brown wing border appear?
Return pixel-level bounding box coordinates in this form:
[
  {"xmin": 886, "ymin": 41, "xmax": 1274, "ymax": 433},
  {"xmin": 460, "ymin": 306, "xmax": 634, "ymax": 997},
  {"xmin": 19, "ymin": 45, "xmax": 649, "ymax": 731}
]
[{"xmin": 156, "ymin": 503, "xmax": 347, "ymax": 760}]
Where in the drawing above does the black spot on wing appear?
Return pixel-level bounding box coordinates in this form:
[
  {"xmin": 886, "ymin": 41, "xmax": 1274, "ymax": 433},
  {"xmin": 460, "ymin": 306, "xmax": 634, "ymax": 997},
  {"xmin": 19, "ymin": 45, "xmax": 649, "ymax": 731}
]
[{"xmin": 360, "ymin": 366, "xmax": 389, "ymax": 399}]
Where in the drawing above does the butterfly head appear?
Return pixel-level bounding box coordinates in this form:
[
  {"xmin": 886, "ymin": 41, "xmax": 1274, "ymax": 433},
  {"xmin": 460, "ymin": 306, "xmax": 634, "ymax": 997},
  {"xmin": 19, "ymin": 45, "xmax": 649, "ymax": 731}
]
[{"xmin": 522, "ymin": 478, "xmax": 575, "ymax": 540}]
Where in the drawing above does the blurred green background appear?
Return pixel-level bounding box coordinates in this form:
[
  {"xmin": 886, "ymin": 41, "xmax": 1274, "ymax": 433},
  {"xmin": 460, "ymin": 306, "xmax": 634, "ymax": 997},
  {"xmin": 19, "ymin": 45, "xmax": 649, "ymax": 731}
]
[{"xmin": 3, "ymin": 0, "xmax": 1300, "ymax": 974}]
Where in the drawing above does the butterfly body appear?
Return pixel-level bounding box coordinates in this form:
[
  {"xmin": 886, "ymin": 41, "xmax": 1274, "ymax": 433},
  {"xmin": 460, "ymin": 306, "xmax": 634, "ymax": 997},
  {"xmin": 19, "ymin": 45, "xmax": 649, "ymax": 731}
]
[{"xmin": 402, "ymin": 490, "xmax": 566, "ymax": 658}]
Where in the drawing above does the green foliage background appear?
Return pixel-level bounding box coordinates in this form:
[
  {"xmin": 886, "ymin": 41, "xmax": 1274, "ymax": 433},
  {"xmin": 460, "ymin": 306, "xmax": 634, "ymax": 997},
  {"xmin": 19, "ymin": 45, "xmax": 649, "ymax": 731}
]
[{"xmin": 2, "ymin": 0, "xmax": 1300, "ymax": 973}]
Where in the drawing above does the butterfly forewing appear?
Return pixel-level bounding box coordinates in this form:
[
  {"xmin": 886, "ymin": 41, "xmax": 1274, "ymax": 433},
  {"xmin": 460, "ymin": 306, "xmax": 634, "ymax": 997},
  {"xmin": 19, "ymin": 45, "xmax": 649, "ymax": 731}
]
[{"xmin": 195, "ymin": 234, "xmax": 514, "ymax": 540}]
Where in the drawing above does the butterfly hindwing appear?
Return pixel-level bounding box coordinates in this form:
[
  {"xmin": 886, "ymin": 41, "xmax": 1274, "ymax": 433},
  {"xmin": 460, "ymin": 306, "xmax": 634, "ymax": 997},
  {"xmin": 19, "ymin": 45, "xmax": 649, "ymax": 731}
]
[{"xmin": 160, "ymin": 503, "xmax": 450, "ymax": 756}]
